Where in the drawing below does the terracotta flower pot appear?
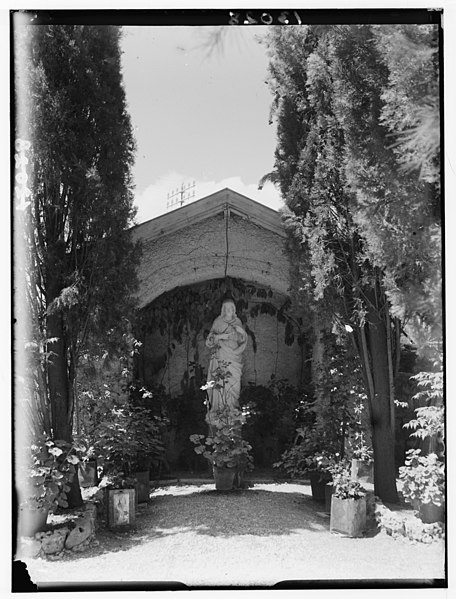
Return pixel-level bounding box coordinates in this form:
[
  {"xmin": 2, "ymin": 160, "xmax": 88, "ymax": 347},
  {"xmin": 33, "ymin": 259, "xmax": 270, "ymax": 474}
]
[
  {"xmin": 330, "ymin": 495, "xmax": 366, "ymax": 537},
  {"xmin": 213, "ymin": 467, "xmax": 236, "ymax": 491}
]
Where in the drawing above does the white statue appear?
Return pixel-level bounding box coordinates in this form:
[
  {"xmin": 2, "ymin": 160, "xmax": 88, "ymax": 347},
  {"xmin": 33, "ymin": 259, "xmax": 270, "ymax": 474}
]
[{"xmin": 204, "ymin": 298, "xmax": 247, "ymax": 423}]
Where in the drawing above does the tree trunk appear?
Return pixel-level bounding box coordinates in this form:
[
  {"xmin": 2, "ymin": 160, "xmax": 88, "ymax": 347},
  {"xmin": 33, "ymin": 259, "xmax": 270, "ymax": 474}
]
[
  {"xmin": 47, "ymin": 311, "xmax": 71, "ymax": 440},
  {"xmin": 46, "ymin": 299, "xmax": 83, "ymax": 507},
  {"xmin": 366, "ymin": 305, "xmax": 398, "ymax": 504}
]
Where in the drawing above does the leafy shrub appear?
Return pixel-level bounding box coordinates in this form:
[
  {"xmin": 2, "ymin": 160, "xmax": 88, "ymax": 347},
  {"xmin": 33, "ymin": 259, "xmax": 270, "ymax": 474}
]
[
  {"xmin": 190, "ymin": 406, "xmax": 253, "ymax": 471},
  {"xmin": 21, "ymin": 435, "xmax": 84, "ymax": 511},
  {"xmin": 399, "ymin": 449, "xmax": 445, "ymax": 507},
  {"xmin": 375, "ymin": 500, "xmax": 445, "ymax": 543},
  {"xmin": 95, "ymin": 403, "xmax": 167, "ymax": 476},
  {"xmin": 331, "ymin": 463, "xmax": 366, "ymax": 500},
  {"xmin": 239, "ymin": 378, "xmax": 307, "ymax": 468}
]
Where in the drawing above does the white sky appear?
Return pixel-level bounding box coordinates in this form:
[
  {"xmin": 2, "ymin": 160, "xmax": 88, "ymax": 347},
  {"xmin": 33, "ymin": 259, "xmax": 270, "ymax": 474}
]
[{"xmin": 120, "ymin": 26, "xmax": 284, "ymax": 223}]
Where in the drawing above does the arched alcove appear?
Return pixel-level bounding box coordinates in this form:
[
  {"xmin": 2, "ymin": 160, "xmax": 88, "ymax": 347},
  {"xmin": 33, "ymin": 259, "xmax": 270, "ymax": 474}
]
[{"xmin": 135, "ymin": 277, "xmax": 306, "ymax": 397}]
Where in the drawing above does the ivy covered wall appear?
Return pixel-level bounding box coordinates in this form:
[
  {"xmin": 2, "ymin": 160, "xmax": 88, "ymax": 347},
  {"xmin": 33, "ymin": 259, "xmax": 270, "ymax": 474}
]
[{"xmin": 135, "ymin": 278, "xmax": 307, "ymax": 397}]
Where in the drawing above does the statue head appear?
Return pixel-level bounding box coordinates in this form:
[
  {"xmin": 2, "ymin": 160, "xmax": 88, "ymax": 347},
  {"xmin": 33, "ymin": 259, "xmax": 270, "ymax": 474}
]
[{"xmin": 221, "ymin": 297, "xmax": 236, "ymax": 321}]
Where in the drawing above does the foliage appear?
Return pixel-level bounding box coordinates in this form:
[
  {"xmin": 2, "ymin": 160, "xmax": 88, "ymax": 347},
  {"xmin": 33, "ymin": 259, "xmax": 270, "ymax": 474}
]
[
  {"xmin": 98, "ymin": 472, "xmax": 138, "ymax": 491},
  {"xmin": 311, "ymin": 332, "xmax": 369, "ymax": 456},
  {"xmin": 403, "ymin": 366, "xmax": 444, "ymax": 455},
  {"xmin": 137, "ymin": 277, "xmax": 307, "ymax": 380},
  {"xmin": 190, "ymin": 406, "xmax": 254, "ymax": 471},
  {"xmin": 274, "ymin": 443, "xmax": 345, "ymax": 481},
  {"xmin": 399, "ymin": 449, "xmax": 445, "ymax": 508},
  {"xmin": 263, "ymin": 23, "xmax": 440, "ymax": 502},
  {"xmin": 15, "ymin": 23, "xmax": 140, "ymax": 473},
  {"xmin": 403, "ymin": 406, "xmax": 444, "ymax": 444},
  {"xmin": 239, "ymin": 377, "xmax": 307, "ymax": 468},
  {"xmin": 375, "ymin": 500, "xmax": 445, "ymax": 543},
  {"xmin": 273, "ymin": 335, "xmax": 370, "ymax": 480},
  {"xmin": 346, "ymin": 396, "xmax": 373, "ymax": 461},
  {"xmin": 190, "ymin": 359, "xmax": 253, "ymax": 472},
  {"xmin": 351, "ymin": 444, "xmax": 373, "ymax": 463},
  {"xmin": 94, "ymin": 402, "xmax": 167, "ymax": 477},
  {"xmin": 20, "ymin": 434, "xmax": 85, "ymax": 511},
  {"xmin": 332, "ymin": 464, "xmax": 366, "ymax": 500}
]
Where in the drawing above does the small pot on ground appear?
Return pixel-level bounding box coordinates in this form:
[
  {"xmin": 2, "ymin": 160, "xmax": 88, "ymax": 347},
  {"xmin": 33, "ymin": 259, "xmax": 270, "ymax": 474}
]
[
  {"xmin": 213, "ymin": 466, "xmax": 236, "ymax": 491},
  {"xmin": 419, "ymin": 501, "xmax": 445, "ymax": 524}
]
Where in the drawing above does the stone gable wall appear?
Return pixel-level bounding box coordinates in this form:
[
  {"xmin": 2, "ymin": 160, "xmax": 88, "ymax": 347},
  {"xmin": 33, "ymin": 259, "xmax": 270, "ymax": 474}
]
[{"xmin": 134, "ymin": 211, "xmax": 290, "ymax": 308}]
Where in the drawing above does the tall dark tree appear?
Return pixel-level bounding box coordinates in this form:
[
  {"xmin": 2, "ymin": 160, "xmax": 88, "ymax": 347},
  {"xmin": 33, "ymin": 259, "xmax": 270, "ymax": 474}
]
[
  {"xmin": 15, "ymin": 24, "xmax": 140, "ymax": 506},
  {"xmin": 264, "ymin": 24, "xmax": 440, "ymax": 502}
]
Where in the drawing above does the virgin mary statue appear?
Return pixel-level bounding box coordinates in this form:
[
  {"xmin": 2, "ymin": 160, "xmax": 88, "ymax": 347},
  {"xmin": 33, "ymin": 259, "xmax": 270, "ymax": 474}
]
[{"xmin": 205, "ymin": 298, "xmax": 247, "ymax": 424}]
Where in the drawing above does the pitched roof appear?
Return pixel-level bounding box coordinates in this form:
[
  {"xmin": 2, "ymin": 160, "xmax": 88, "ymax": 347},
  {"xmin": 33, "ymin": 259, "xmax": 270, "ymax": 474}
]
[{"xmin": 131, "ymin": 188, "xmax": 286, "ymax": 241}]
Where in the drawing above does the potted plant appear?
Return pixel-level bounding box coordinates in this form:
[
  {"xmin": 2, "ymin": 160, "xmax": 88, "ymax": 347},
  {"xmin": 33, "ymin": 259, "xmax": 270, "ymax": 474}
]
[
  {"xmin": 98, "ymin": 470, "xmax": 137, "ymax": 530},
  {"xmin": 330, "ymin": 464, "xmax": 366, "ymax": 537},
  {"xmin": 399, "ymin": 449, "xmax": 445, "ymax": 523},
  {"xmin": 190, "ymin": 404, "xmax": 254, "ymax": 490},
  {"xmin": 95, "ymin": 403, "xmax": 166, "ymax": 504},
  {"xmin": 305, "ymin": 451, "xmax": 343, "ymax": 504},
  {"xmin": 18, "ymin": 435, "xmax": 83, "ymax": 537}
]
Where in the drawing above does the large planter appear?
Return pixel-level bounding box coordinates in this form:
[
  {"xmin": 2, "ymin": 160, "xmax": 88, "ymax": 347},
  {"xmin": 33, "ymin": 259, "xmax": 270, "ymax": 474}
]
[
  {"xmin": 134, "ymin": 471, "xmax": 150, "ymax": 503},
  {"xmin": 309, "ymin": 472, "xmax": 331, "ymax": 504},
  {"xmin": 106, "ymin": 488, "xmax": 136, "ymax": 530},
  {"xmin": 213, "ymin": 467, "xmax": 236, "ymax": 491},
  {"xmin": 78, "ymin": 460, "xmax": 99, "ymax": 488},
  {"xmin": 330, "ymin": 495, "xmax": 366, "ymax": 537},
  {"xmin": 18, "ymin": 506, "xmax": 49, "ymax": 538},
  {"xmin": 419, "ymin": 501, "xmax": 444, "ymax": 524}
]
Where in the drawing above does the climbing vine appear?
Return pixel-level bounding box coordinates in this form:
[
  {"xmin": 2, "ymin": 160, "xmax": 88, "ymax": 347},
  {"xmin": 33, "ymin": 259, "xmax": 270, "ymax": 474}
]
[{"xmin": 134, "ymin": 277, "xmax": 310, "ymax": 383}]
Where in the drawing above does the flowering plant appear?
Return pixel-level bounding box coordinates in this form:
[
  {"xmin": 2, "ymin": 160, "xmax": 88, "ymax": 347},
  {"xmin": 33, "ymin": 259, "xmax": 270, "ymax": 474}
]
[
  {"xmin": 332, "ymin": 464, "xmax": 366, "ymax": 500},
  {"xmin": 399, "ymin": 449, "xmax": 445, "ymax": 508},
  {"xmin": 190, "ymin": 360, "xmax": 253, "ymax": 473}
]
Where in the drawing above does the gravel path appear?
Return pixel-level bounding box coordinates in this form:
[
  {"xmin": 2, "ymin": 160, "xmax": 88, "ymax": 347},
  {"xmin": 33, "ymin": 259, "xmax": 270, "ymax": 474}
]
[{"xmin": 22, "ymin": 482, "xmax": 445, "ymax": 588}]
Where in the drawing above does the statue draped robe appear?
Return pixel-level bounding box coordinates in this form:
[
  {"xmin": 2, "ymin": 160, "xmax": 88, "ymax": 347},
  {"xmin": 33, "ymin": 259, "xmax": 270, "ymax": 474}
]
[{"xmin": 205, "ymin": 314, "xmax": 247, "ymax": 423}]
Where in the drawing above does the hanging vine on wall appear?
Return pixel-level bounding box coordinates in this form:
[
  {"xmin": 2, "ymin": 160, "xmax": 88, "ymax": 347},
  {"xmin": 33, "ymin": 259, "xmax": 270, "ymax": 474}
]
[{"xmin": 134, "ymin": 277, "xmax": 311, "ymax": 380}]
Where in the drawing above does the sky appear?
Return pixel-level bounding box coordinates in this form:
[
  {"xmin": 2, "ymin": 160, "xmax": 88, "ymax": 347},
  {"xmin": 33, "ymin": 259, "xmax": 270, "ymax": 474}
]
[{"xmin": 119, "ymin": 26, "xmax": 284, "ymax": 224}]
